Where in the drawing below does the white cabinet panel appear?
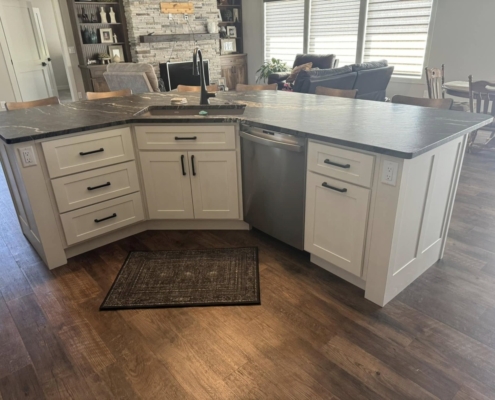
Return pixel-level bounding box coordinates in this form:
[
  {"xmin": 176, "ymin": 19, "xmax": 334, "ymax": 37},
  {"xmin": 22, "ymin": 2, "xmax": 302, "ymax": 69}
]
[
  {"xmin": 308, "ymin": 141, "xmax": 375, "ymax": 188},
  {"xmin": 51, "ymin": 162, "xmax": 140, "ymax": 213},
  {"xmin": 189, "ymin": 151, "xmax": 239, "ymax": 220},
  {"xmin": 140, "ymin": 151, "xmax": 194, "ymax": 219},
  {"xmin": 305, "ymin": 171, "xmax": 370, "ymax": 276},
  {"xmin": 42, "ymin": 127, "xmax": 134, "ymax": 178},
  {"xmin": 135, "ymin": 125, "xmax": 236, "ymax": 151}
]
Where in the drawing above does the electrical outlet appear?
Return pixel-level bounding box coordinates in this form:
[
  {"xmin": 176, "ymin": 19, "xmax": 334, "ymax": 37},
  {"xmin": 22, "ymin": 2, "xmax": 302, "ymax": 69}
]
[
  {"xmin": 0, "ymin": 101, "xmax": 6, "ymax": 110},
  {"xmin": 68, "ymin": 46, "xmax": 76, "ymax": 54},
  {"xmin": 381, "ymin": 160, "xmax": 398, "ymax": 186},
  {"xmin": 184, "ymin": 14, "xmax": 188, "ymax": 20},
  {"xmin": 78, "ymin": 92, "xmax": 83, "ymax": 99},
  {"xmin": 18, "ymin": 146, "xmax": 37, "ymax": 167}
]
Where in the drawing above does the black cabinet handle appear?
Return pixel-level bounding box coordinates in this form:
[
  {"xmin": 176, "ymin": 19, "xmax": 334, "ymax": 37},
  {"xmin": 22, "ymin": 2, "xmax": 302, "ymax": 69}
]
[
  {"xmin": 80, "ymin": 148, "xmax": 104, "ymax": 156},
  {"xmin": 191, "ymin": 155, "xmax": 196, "ymax": 176},
  {"xmin": 94, "ymin": 213, "xmax": 117, "ymax": 223},
  {"xmin": 180, "ymin": 155, "xmax": 186, "ymax": 176},
  {"xmin": 324, "ymin": 159, "xmax": 351, "ymax": 169},
  {"xmin": 175, "ymin": 136, "xmax": 197, "ymax": 141},
  {"xmin": 322, "ymin": 182, "xmax": 347, "ymax": 193},
  {"xmin": 87, "ymin": 182, "xmax": 111, "ymax": 191}
]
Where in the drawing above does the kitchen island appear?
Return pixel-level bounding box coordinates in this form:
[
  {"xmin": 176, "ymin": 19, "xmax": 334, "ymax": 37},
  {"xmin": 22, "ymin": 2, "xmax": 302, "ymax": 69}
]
[{"xmin": 0, "ymin": 91, "xmax": 491, "ymax": 306}]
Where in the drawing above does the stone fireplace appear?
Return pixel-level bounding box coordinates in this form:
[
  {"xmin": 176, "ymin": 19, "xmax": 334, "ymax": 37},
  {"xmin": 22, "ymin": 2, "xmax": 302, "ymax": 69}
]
[{"xmin": 123, "ymin": 0, "xmax": 221, "ymax": 81}]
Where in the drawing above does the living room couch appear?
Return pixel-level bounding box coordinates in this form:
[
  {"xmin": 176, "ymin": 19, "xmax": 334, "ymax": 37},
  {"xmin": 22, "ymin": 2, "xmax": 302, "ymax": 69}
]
[{"xmin": 293, "ymin": 60, "xmax": 394, "ymax": 101}]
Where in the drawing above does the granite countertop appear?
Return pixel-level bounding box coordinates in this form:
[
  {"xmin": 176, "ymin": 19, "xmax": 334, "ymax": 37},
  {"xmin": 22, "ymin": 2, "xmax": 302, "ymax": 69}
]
[{"xmin": 0, "ymin": 91, "xmax": 491, "ymax": 159}]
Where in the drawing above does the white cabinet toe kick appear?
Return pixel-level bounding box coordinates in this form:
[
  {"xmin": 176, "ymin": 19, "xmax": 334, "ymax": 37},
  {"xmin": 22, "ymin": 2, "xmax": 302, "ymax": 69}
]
[{"xmin": 0, "ymin": 123, "xmax": 467, "ymax": 306}]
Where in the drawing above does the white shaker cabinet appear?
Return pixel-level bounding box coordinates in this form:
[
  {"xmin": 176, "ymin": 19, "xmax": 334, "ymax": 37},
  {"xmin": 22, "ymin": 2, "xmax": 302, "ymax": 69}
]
[{"xmin": 305, "ymin": 171, "xmax": 370, "ymax": 277}]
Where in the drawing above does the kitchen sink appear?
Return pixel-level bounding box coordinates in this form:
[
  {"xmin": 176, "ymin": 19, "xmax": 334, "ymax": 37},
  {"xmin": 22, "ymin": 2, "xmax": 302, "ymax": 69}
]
[{"xmin": 137, "ymin": 104, "xmax": 246, "ymax": 117}]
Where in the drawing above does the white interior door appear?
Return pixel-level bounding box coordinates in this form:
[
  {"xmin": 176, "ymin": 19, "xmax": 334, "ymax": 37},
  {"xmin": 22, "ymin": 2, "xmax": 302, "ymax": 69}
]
[
  {"xmin": 32, "ymin": 7, "xmax": 58, "ymax": 97},
  {"xmin": 0, "ymin": 1, "xmax": 56, "ymax": 101}
]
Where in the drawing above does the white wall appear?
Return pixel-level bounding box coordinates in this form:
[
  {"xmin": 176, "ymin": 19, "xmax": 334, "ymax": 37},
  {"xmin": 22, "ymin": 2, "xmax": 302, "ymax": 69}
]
[
  {"xmin": 243, "ymin": 0, "xmax": 264, "ymax": 84},
  {"xmin": 0, "ymin": 40, "xmax": 17, "ymax": 106},
  {"xmin": 243, "ymin": 0, "xmax": 495, "ymax": 97}
]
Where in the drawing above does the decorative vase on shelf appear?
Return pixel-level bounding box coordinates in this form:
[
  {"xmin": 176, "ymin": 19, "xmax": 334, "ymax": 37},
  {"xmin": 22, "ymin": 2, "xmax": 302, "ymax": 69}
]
[
  {"xmin": 99, "ymin": 7, "xmax": 107, "ymax": 23},
  {"xmin": 109, "ymin": 7, "xmax": 116, "ymax": 23},
  {"xmin": 207, "ymin": 21, "xmax": 217, "ymax": 34}
]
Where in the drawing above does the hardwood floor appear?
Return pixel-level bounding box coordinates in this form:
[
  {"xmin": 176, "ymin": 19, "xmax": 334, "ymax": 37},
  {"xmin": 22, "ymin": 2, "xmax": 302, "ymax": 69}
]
[{"xmin": 1, "ymin": 150, "xmax": 495, "ymax": 399}]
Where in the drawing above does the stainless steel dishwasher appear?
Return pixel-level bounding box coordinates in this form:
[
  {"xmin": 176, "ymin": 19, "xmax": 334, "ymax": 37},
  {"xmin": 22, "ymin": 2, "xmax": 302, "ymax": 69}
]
[{"xmin": 240, "ymin": 123, "xmax": 306, "ymax": 250}]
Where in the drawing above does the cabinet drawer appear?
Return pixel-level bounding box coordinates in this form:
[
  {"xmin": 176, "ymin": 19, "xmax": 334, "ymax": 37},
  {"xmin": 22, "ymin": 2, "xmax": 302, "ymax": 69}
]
[
  {"xmin": 135, "ymin": 125, "xmax": 236, "ymax": 150},
  {"xmin": 42, "ymin": 127, "xmax": 135, "ymax": 178},
  {"xmin": 60, "ymin": 192, "xmax": 144, "ymax": 246},
  {"xmin": 308, "ymin": 141, "xmax": 374, "ymax": 188},
  {"xmin": 52, "ymin": 161, "xmax": 140, "ymax": 213},
  {"xmin": 304, "ymin": 171, "xmax": 370, "ymax": 277}
]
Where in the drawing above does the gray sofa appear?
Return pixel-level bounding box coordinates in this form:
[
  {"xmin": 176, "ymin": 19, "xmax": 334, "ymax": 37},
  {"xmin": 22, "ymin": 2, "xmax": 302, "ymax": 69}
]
[{"xmin": 293, "ymin": 60, "xmax": 394, "ymax": 101}]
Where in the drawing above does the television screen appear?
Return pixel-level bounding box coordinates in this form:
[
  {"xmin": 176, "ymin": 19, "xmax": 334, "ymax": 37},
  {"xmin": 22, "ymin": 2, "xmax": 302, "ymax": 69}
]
[{"xmin": 160, "ymin": 61, "xmax": 210, "ymax": 91}]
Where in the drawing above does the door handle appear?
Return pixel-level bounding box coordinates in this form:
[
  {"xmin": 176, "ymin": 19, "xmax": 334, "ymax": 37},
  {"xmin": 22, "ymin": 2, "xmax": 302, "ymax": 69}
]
[
  {"xmin": 191, "ymin": 155, "xmax": 196, "ymax": 176},
  {"xmin": 322, "ymin": 182, "xmax": 347, "ymax": 193},
  {"xmin": 87, "ymin": 182, "xmax": 111, "ymax": 191},
  {"xmin": 181, "ymin": 155, "xmax": 186, "ymax": 176},
  {"xmin": 324, "ymin": 159, "xmax": 351, "ymax": 169},
  {"xmin": 41, "ymin": 62, "xmax": 47, "ymax": 67}
]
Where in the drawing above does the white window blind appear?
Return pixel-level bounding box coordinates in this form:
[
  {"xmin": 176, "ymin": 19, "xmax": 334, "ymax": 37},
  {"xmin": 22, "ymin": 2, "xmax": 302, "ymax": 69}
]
[
  {"xmin": 264, "ymin": 0, "xmax": 305, "ymax": 66},
  {"xmin": 364, "ymin": 0, "xmax": 434, "ymax": 76},
  {"xmin": 309, "ymin": 0, "xmax": 361, "ymax": 66}
]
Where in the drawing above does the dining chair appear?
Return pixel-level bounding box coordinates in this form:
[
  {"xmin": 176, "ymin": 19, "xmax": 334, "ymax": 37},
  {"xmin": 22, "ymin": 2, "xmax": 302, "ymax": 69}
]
[
  {"xmin": 315, "ymin": 86, "xmax": 358, "ymax": 99},
  {"xmin": 391, "ymin": 95, "xmax": 453, "ymax": 110},
  {"xmin": 235, "ymin": 83, "xmax": 278, "ymax": 92},
  {"xmin": 177, "ymin": 84, "xmax": 219, "ymax": 92},
  {"xmin": 5, "ymin": 96, "xmax": 60, "ymax": 111},
  {"xmin": 86, "ymin": 89, "xmax": 133, "ymax": 100},
  {"xmin": 467, "ymin": 75, "xmax": 495, "ymax": 151},
  {"xmin": 425, "ymin": 64, "xmax": 469, "ymax": 111},
  {"xmin": 425, "ymin": 65, "xmax": 445, "ymax": 99}
]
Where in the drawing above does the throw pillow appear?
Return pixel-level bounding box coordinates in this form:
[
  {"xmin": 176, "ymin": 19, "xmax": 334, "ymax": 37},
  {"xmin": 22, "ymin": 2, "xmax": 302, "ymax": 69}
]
[{"xmin": 286, "ymin": 62, "xmax": 313, "ymax": 83}]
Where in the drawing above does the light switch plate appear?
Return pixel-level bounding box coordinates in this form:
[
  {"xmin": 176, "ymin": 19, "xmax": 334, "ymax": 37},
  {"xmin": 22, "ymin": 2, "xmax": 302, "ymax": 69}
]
[
  {"xmin": 18, "ymin": 146, "xmax": 37, "ymax": 167},
  {"xmin": 381, "ymin": 160, "xmax": 398, "ymax": 186}
]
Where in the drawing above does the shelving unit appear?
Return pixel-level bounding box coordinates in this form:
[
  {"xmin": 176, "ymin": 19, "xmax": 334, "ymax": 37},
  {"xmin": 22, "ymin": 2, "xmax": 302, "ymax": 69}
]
[
  {"xmin": 66, "ymin": 0, "xmax": 132, "ymax": 92},
  {"xmin": 217, "ymin": 0, "xmax": 247, "ymax": 90}
]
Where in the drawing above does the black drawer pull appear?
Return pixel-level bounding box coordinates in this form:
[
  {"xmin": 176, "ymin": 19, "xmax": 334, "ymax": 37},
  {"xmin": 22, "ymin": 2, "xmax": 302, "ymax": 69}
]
[
  {"xmin": 181, "ymin": 155, "xmax": 186, "ymax": 176},
  {"xmin": 191, "ymin": 155, "xmax": 196, "ymax": 176},
  {"xmin": 322, "ymin": 182, "xmax": 347, "ymax": 193},
  {"xmin": 175, "ymin": 136, "xmax": 197, "ymax": 141},
  {"xmin": 324, "ymin": 159, "xmax": 351, "ymax": 169},
  {"xmin": 87, "ymin": 182, "xmax": 111, "ymax": 191},
  {"xmin": 80, "ymin": 148, "xmax": 104, "ymax": 156},
  {"xmin": 94, "ymin": 213, "xmax": 117, "ymax": 223}
]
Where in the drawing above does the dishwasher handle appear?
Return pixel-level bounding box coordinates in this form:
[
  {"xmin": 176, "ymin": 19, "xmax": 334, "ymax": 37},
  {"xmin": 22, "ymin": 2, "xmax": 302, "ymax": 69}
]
[{"xmin": 240, "ymin": 131, "xmax": 304, "ymax": 152}]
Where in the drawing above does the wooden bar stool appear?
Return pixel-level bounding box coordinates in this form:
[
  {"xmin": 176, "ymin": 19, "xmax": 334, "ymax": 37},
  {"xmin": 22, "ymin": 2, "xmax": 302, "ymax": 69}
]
[
  {"xmin": 86, "ymin": 89, "xmax": 133, "ymax": 100},
  {"xmin": 177, "ymin": 85, "xmax": 219, "ymax": 92},
  {"xmin": 5, "ymin": 96, "xmax": 60, "ymax": 111},
  {"xmin": 235, "ymin": 83, "xmax": 278, "ymax": 92}
]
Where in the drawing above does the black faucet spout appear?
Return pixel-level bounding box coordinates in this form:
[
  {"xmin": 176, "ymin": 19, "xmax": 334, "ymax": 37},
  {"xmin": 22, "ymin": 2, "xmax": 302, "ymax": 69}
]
[{"xmin": 193, "ymin": 47, "xmax": 215, "ymax": 105}]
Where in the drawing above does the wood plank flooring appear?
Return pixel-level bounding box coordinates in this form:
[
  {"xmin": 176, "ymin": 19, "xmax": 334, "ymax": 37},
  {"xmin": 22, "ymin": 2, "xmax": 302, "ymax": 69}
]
[{"xmin": 1, "ymin": 149, "xmax": 495, "ymax": 399}]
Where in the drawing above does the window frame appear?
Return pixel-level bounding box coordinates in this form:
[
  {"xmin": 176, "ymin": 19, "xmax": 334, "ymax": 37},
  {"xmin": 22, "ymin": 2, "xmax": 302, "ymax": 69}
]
[{"xmin": 263, "ymin": 0, "xmax": 438, "ymax": 81}]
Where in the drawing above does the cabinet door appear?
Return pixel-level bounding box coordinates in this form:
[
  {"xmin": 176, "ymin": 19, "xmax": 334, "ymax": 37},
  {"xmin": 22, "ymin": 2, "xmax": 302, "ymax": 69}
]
[
  {"xmin": 188, "ymin": 151, "xmax": 239, "ymax": 219},
  {"xmin": 235, "ymin": 62, "xmax": 248, "ymax": 85},
  {"xmin": 221, "ymin": 65, "xmax": 236, "ymax": 91},
  {"xmin": 139, "ymin": 152, "xmax": 194, "ymax": 219},
  {"xmin": 305, "ymin": 171, "xmax": 370, "ymax": 276},
  {"xmin": 91, "ymin": 77, "xmax": 110, "ymax": 93}
]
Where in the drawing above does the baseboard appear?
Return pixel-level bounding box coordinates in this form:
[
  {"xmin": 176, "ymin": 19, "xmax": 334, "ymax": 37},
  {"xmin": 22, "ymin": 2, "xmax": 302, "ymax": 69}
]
[{"xmin": 310, "ymin": 254, "xmax": 366, "ymax": 290}]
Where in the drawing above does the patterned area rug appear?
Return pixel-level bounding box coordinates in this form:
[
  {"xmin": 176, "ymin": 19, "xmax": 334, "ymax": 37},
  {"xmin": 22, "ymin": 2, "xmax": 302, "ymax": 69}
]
[{"xmin": 100, "ymin": 247, "xmax": 260, "ymax": 310}]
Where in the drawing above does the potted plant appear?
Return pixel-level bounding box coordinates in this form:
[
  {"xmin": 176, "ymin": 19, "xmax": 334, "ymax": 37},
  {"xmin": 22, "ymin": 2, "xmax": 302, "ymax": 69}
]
[{"xmin": 256, "ymin": 58, "xmax": 290, "ymax": 83}]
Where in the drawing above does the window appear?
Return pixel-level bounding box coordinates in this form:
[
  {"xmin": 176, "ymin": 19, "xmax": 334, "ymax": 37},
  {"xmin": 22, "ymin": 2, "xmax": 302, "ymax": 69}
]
[
  {"xmin": 309, "ymin": 0, "xmax": 361, "ymax": 66},
  {"xmin": 364, "ymin": 0, "xmax": 434, "ymax": 76},
  {"xmin": 264, "ymin": 0, "xmax": 435, "ymax": 77},
  {"xmin": 264, "ymin": 0, "xmax": 305, "ymax": 66}
]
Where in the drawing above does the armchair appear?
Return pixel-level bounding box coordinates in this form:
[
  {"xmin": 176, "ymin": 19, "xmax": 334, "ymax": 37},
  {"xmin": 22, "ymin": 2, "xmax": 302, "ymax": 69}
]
[{"xmin": 268, "ymin": 54, "xmax": 339, "ymax": 89}]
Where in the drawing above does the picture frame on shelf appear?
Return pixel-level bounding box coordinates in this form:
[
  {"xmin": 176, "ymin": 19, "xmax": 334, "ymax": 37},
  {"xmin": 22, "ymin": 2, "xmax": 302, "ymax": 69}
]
[
  {"xmin": 99, "ymin": 28, "xmax": 113, "ymax": 44},
  {"xmin": 220, "ymin": 38, "xmax": 236, "ymax": 55},
  {"xmin": 108, "ymin": 45, "xmax": 124, "ymax": 63},
  {"xmin": 226, "ymin": 26, "xmax": 237, "ymax": 38}
]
